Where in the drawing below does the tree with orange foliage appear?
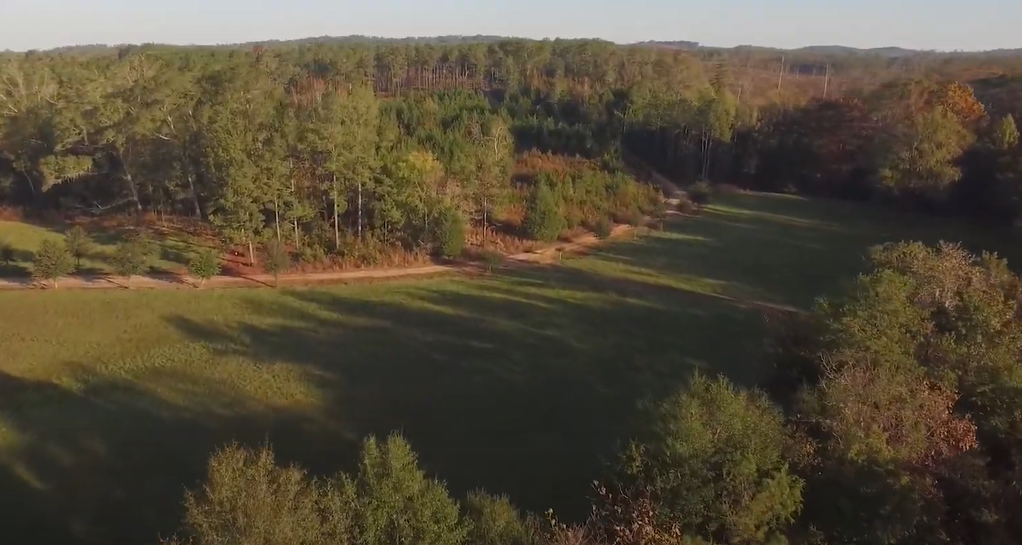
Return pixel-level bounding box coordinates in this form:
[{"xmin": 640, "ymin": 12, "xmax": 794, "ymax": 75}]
[{"xmin": 935, "ymin": 81, "xmax": 987, "ymax": 126}]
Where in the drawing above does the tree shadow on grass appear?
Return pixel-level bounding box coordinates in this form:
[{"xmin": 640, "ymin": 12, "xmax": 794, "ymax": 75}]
[
  {"xmin": 162, "ymin": 259, "xmax": 775, "ymax": 530},
  {"xmin": 0, "ymin": 368, "xmax": 333, "ymax": 545},
  {"xmin": 159, "ymin": 241, "xmax": 198, "ymax": 268},
  {"xmin": 0, "ymin": 201, "xmax": 832, "ymax": 545},
  {"xmin": 0, "ymin": 248, "xmax": 36, "ymax": 277},
  {"xmin": 0, "ymin": 262, "xmax": 31, "ymax": 277},
  {"xmin": 589, "ymin": 196, "xmax": 992, "ymax": 312}
]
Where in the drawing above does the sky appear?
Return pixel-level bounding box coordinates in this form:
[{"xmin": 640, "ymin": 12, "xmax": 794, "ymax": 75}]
[{"xmin": 1, "ymin": 0, "xmax": 1019, "ymax": 52}]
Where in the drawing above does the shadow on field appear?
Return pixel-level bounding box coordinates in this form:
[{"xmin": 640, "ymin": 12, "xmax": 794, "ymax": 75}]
[
  {"xmin": 0, "ymin": 368, "xmax": 333, "ymax": 545},
  {"xmin": 3, "ymin": 193, "xmax": 1003, "ymax": 545},
  {"xmin": 158, "ymin": 241, "xmax": 781, "ymax": 537}
]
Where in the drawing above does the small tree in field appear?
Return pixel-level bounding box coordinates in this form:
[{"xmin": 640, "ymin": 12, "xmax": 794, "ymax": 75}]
[
  {"xmin": 264, "ymin": 240, "xmax": 291, "ymax": 288},
  {"xmin": 128, "ymin": 228, "xmax": 160, "ymax": 262},
  {"xmin": 187, "ymin": 249, "xmax": 222, "ymax": 288},
  {"xmin": 652, "ymin": 200, "xmax": 669, "ymax": 231},
  {"xmin": 33, "ymin": 240, "xmax": 75, "ymax": 289},
  {"xmin": 64, "ymin": 226, "xmax": 92, "ymax": 268},
  {"xmin": 113, "ymin": 239, "xmax": 150, "ymax": 288},
  {"xmin": 524, "ymin": 182, "xmax": 565, "ymax": 243}
]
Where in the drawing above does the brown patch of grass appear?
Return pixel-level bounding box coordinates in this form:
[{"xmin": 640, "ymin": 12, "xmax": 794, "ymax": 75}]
[
  {"xmin": 0, "ymin": 207, "xmax": 24, "ymax": 222},
  {"xmin": 514, "ymin": 151, "xmax": 595, "ymax": 180}
]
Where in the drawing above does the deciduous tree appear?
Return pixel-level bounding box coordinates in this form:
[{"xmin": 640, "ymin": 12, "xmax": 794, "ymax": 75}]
[
  {"xmin": 32, "ymin": 239, "xmax": 75, "ymax": 289},
  {"xmin": 63, "ymin": 226, "xmax": 91, "ymax": 268},
  {"xmin": 187, "ymin": 248, "xmax": 221, "ymax": 288}
]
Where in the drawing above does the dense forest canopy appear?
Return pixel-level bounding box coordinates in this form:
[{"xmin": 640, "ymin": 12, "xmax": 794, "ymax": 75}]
[{"xmin": 2, "ymin": 37, "xmax": 1021, "ymax": 268}]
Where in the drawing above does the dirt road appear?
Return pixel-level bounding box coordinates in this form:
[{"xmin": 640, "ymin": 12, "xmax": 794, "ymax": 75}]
[{"xmin": 0, "ymin": 223, "xmax": 643, "ymax": 291}]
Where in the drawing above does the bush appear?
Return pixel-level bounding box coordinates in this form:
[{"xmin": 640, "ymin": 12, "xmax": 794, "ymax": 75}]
[
  {"xmin": 32, "ymin": 240, "xmax": 75, "ymax": 288},
  {"xmin": 435, "ymin": 207, "xmax": 466, "ymax": 259},
  {"xmin": 187, "ymin": 249, "xmax": 222, "ymax": 288},
  {"xmin": 687, "ymin": 181, "xmax": 712, "ymax": 205},
  {"xmin": 594, "ymin": 217, "xmax": 614, "ymax": 239},
  {"xmin": 263, "ymin": 239, "xmax": 291, "ymax": 288},
  {"xmin": 63, "ymin": 225, "xmax": 91, "ymax": 267},
  {"xmin": 716, "ymin": 183, "xmax": 742, "ymax": 195},
  {"xmin": 525, "ymin": 182, "xmax": 566, "ymax": 242},
  {"xmin": 169, "ymin": 434, "xmax": 467, "ymax": 545},
  {"xmin": 113, "ymin": 240, "xmax": 151, "ymax": 288},
  {"xmin": 297, "ymin": 243, "xmax": 328, "ymax": 265},
  {"xmin": 173, "ymin": 443, "xmax": 328, "ymax": 545},
  {"xmin": 676, "ymin": 197, "xmax": 697, "ymax": 215},
  {"xmin": 624, "ymin": 209, "xmax": 644, "ymax": 228},
  {"xmin": 465, "ymin": 490, "xmax": 539, "ymax": 545},
  {"xmin": 613, "ymin": 374, "xmax": 803, "ymax": 544},
  {"xmin": 481, "ymin": 249, "xmax": 504, "ymax": 273}
]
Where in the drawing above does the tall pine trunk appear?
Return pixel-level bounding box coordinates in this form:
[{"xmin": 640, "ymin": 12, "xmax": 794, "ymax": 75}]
[
  {"xmin": 274, "ymin": 197, "xmax": 281, "ymax": 241},
  {"xmin": 289, "ymin": 160, "xmax": 300, "ymax": 249},
  {"xmin": 124, "ymin": 170, "xmax": 143, "ymax": 213},
  {"xmin": 186, "ymin": 171, "xmax": 201, "ymax": 218},
  {"xmin": 333, "ymin": 174, "xmax": 340, "ymax": 251}
]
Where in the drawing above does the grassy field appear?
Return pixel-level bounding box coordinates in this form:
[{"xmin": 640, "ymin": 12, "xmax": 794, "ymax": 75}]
[
  {"xmin": 0, "ymin": 192, "xmax": 1012, "ymax": 545},
  {"xmin": 0, "ymin": 220, "xmax": 204, "ymax": 276}
]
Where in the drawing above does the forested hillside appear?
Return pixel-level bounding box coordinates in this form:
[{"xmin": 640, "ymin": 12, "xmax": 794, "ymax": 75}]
[{"xmin": 2, "ymin": 39, "xmax": 1021, "ymax": 271}]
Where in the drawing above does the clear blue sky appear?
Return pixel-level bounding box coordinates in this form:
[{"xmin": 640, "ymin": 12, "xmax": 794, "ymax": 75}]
[{"xmin": 2, "ymin": 0, "xmax": 1019, "ymax": 52}]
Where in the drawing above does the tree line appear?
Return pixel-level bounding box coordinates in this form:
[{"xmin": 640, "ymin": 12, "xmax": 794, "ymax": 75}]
[
  {"xmin": 3, "ymin": 40, "xmax": 1020, "ymax": 269},
  {"xmin": 1, "ymin": 41, "xmax": 696, "ymax": 269}
]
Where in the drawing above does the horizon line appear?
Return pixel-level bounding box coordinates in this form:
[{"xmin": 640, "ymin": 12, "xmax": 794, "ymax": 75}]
[{"xmin": 4, "ymin": 34, "xmax": 1021, "ymax": 55}]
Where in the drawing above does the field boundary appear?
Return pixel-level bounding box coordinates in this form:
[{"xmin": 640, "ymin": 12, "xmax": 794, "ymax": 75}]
[{"xmin": 0, "ymin": 222, "xmax": 651, "ymax": 291}]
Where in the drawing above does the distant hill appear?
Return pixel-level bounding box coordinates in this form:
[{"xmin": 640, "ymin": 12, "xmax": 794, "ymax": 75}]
[
  {"xmin": 635, "ymin": 42, "xmax": 922, "ymax": 57},
  {"xmin": 236, "ymin": 34, "xmax": 514, "ymax": 48},
  {"xmin": 630, "ymin": 40, "xmax": 701, "ymax": 50},
  {"xmin": 792, "ymin": 45, "xmax": 921, "ymax": 57},
  {"xmin": 13, "ymin": 35, "xmax": 1022, "ymax": 59},
  {"xmin": 634, "ymin": 42, "xmax": 1022, "ymax": 58}
]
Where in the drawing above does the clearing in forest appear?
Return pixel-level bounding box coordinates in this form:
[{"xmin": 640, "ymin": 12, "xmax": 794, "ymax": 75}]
[{"xmin": 0, "ymin": 192, "xmax": 1010, "ymax": 545}]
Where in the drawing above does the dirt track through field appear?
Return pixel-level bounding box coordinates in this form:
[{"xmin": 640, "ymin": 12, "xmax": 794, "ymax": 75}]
[{"xmin": 0, "ymin": 223, "xmax": 643, "ymax": 291}]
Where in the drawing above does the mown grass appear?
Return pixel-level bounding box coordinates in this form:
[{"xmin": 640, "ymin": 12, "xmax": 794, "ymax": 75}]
[
  {"xmin": 0, "ymin": 192, "xmax": 1012, "ymax": 545},
  {"xmin": 0, "ymin": 220, "xmax": 203, "ymax": 276}
]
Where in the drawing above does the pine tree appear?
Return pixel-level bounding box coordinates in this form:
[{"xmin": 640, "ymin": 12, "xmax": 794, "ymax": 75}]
[
  {"xmin": 435, "ymin": 207, "xmax": 466, "ymax": 258},
  {"xmin": 524, "ymin": 182, "xmax": 565, "ymax": 243},
  {"xmin": 992, "ymin": 114, "xmax": 1020, "ymax": 150}
]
